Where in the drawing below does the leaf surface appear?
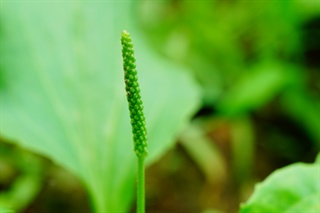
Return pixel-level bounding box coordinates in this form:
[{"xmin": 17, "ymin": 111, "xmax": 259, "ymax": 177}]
[
  {"xmin": 240, "ymin": 154, "xmax": 320, "ymax": 213},
  {"xmin": 0, "ymin": 2, "xmax": 200, "ymax": 212}
]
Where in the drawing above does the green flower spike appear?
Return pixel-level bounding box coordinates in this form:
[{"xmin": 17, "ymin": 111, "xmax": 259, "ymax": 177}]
[
  {"xmin": 121, "ymin": 30, "xmax": 148, "ymax": 213},
  {"xmin": 121, "ymin": 30, "xmax": 148, "ymax": 158}
]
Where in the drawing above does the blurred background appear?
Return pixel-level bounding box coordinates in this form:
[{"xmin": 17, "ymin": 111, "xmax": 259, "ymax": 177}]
[{"xmin": 0, "ymin": 0, "xmax": 319, "ymax": 212}]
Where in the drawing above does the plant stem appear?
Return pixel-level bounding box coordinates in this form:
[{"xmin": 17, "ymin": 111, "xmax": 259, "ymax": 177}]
[{"xmin": 137, "ymin": 156, "xmax": 145, "ymax": 213}]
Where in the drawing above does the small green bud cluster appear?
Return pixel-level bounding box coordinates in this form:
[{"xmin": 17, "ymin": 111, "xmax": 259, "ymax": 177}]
[{"xmin": 121, "ymin": 30, "xmax": 148, "ymax": 158}]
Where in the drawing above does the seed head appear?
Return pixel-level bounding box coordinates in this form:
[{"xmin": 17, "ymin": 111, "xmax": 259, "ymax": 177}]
[{"xmin": 121, "ymin": 30, "xmax": 148, "ymax": 158}]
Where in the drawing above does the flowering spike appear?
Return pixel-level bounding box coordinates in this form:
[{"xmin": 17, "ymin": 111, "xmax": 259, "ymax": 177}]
[{"xmin": 121, "ymin": 30, "xmax": 148, "ymax": 158}]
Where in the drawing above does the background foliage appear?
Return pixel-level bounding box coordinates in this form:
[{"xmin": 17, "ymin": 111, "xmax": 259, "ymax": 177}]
[{"xmin": 0, "ymin": 0, "xmax": 319, "ymax": 212}]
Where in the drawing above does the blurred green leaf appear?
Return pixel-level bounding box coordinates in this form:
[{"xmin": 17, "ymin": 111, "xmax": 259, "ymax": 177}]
[
  {"xmin": 281, "ymin": 89, "xmax": 320, "ymax": 146},
  {"xmin": 230, "ymin": 117, "xmax": 254, "ymax": 184},
  {"xmin": 295, "ymin": 0, "xmax": 320, "ymax": 20},
  {"xmin": 0, "ymin": 146, "xmax": 43, "ymax": 212},
  {"xmin": 0, "ymin": 173, "xmax": 41, "ymax": 213},
  {"xmin": 240, "ymin": 153, "xmax": 320, "ymax": 213},
  {"xmin": 202, "ymin": 209, "xmax": 225, "ymax": 213},
  {"xmin": 0, "ymin": 207, "xmax": 13, "ymax": 213},
  {"xmin": 0, "ymin": 1, "xmax": 200, "ymax": 212},
  {"xmin": 317, "ymin": 154, "xmax": 320, "ymax": 164},
  {"xmin": 218, "ymin": 63, "xmax": 289, "ymax": 115},
  {"xmin": 179, "ymin": 121, "xmax": 227, "ymax": 183}
]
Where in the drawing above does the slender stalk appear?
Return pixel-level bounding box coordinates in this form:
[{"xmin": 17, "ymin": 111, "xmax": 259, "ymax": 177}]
[{"xmin": 137, "ymin": 157, "xmax": 145, "ymax": 213}]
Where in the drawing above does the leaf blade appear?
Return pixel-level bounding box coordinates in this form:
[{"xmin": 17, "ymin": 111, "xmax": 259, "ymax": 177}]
[{"xmin": 0, "ymin": 2, "xmax": 200, "ymax": 212}]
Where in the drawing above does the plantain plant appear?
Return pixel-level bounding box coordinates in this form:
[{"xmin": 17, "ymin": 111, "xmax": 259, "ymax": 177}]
[
  {"xmin": 0, "ymin": 2, "xmax": 201, "ymax": 212},
  {"xmin": 121, "ymin": 30, "xmax": 148, "ymax": 213}
]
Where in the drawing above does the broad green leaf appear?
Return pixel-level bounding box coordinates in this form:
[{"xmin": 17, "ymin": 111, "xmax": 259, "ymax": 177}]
[
  {"xmin": 240, "ymin": 154, "xmax": 320, "ymax": 213},
  {"xmin": 0, "ymin": 2, "xmax": 200, "ymax": 212}
]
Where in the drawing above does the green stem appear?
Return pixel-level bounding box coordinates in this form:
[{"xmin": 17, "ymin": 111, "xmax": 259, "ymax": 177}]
[{"xmin": 137, "ymin": 156, "xmax": 145, "ymax": 213}]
